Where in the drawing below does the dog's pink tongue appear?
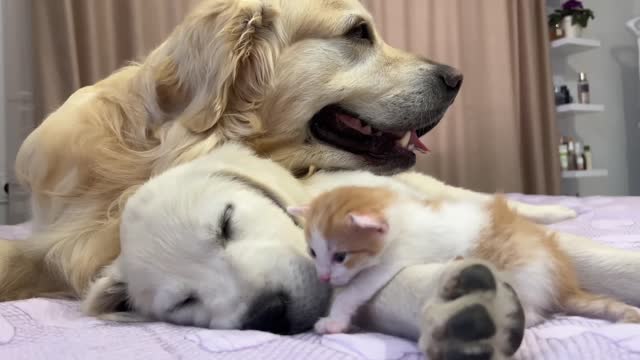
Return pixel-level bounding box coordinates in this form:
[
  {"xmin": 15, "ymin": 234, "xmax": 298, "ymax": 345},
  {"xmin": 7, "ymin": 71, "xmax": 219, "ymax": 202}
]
[
  {"xmin": 336, "ymin": 113, "xmax": 372, "ymax": 135},
  {"xmin": 410, "ymin": 130, "xmax": 430, "ymax": 153}
]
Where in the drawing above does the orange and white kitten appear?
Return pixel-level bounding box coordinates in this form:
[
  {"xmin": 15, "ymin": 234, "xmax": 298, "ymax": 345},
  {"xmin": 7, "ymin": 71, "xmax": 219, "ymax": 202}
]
[{"xmin": 288, "ymin": 186, "xmax": 640, "ymax": 335}]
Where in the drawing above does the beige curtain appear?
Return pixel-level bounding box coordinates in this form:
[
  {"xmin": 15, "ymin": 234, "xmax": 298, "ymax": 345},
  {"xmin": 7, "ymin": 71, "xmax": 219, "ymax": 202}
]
[
  {"xmin": 363, "ymin": 0, "xmax": 560, "ymax": 194},
  {"xmin": 31, "ymin": 0, "xmax": 200, "ymax": 122}
]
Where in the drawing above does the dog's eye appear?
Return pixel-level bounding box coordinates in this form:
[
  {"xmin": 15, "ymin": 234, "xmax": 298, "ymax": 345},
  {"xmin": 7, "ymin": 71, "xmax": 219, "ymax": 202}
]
[
  {"xmin": 309, "ymin": 248, "xmax": 316, "ymax": 258},
  {"xmin": 345, "ymin": 23, "xmax": 372, "ymax": 43},
  {"xmin": 169, "ymin": 294, "xmax": 199, "ymax": 313},
  {"xmin": 219, "ymin": 204, "xmax": 234, "ymax": 242}
]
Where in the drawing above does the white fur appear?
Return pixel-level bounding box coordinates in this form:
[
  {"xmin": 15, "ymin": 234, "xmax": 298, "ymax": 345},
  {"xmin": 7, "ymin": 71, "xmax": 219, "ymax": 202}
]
[{"xmin": 501, "ymin": 250, "xmax": 556, "ymax": 327}]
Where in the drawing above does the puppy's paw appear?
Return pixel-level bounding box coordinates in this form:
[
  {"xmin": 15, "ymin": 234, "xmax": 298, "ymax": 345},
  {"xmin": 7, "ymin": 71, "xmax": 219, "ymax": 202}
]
[
  {"xmin": 314, "ymin": 317, "xmax": 350, "ymax": 334},
  {"xmin": 419, "ymin": 260, "xmax": 525, "ymax": 360}
]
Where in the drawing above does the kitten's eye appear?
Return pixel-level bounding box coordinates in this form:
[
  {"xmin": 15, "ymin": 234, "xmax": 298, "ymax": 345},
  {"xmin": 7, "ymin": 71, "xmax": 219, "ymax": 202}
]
[
  {"xmin": 169, "ymin": 294, "xmax": 199, "ymax": 313},
  {"xmin": 219, "ymin": 204, "xmax": 234, "ymax": 242},
  {"xmin": 333, "ymin": 252, "xmax": 347, "ymax": 263},
  {"xmin": 309, "ymin": 248, "xmax": 316, "ymax": 258},
  {"xmin": 345, "ymin": 22, "xmax": 373, "ymax": 43}
]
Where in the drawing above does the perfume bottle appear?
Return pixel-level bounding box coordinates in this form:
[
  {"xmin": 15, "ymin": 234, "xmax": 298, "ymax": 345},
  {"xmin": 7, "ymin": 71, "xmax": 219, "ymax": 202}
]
[
  {"xmin": 577, "ymin": 72, "xmax": 590, "ymax": 104},
  {"xmin": 559, "ymin": 144, "xmax": 569, "ymax": 170},
  {"xmin": 584, "ymin": 145, "xmax": 593, "ymax": 170},
  {"xmin": 574, "ymin": 142, "xmax": 585, "ymax": 170}
]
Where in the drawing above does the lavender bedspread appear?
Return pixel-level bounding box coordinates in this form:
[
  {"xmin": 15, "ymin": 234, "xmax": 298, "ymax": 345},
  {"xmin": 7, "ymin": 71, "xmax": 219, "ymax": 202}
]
[{"xmin": 1, "ymin": 195, "xmax": 639, "ymax": 360}]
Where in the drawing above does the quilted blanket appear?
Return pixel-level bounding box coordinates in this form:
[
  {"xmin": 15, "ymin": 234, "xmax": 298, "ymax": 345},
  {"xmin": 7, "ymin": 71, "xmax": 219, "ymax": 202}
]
[{"xmin": 1, "ymin": 195, "xmax": 639, "ymax": 359}]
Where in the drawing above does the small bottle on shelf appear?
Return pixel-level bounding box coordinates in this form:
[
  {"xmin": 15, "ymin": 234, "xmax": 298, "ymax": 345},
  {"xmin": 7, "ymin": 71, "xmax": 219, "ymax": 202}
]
[
  {"xmin": 584, "ymin": 145, "xmax": 593, "ymax": 170},
  {"xmin": 577, "ymin": 72, "xmax": 590, "ymax": 104},
  {"xmin": 559, "ymin": 144, "xmax": 569, "ymax": 170},
  {"xmin": 575, "ymin": 142, "xmax": 585, "ymax": 170},
  {"xmin": 566, "ymin": 138, "xmax": 576, "ymax": 170}
]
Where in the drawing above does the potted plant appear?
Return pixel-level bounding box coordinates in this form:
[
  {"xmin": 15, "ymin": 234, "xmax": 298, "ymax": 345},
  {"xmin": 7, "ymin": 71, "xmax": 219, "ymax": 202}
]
[{"xmin": 548, "ymin": 0, "xmax": 595, "ymax": 38}]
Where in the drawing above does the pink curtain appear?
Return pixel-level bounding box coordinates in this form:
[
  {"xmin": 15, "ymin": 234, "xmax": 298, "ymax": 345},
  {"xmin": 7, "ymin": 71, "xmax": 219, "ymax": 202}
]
[{"xmin": 31, "ymin": 0, "xmax": 200, "ymax": 121}]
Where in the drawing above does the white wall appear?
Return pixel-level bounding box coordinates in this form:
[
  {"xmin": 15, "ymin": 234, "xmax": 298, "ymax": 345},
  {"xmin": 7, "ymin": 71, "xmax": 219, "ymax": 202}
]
[
  {"xmin": 630, "ymin": 3, "xmax": 640, "ymax": 195},
  {"xmin": 0, "ymin": 1, "xmax": 7, "ymax": 222},
  {"xmin": 2, "ymin": 0, "xmax": 34, "ymax": 224},
  {"xmin": 552, "ymin": 0, "xmax": 640, "ymax": 196}
]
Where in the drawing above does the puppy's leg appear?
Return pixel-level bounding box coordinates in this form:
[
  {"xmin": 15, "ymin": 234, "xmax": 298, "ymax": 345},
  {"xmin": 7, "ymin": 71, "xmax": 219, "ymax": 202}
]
[
  {"xmin": 0, "ymin": 215, "xmax": 121, "ymax": 300},
  {"xmin": 357, "ymin": 260, "xmax": 525, "ymax": 359},
  {"xmin": 0, "ymin": 238, "xmax": 64, "ymax": 300},
  {"xmin": 394, "ymin": 172, "xmax": 576, "ymax": 224},
  {"xmin": 44, "ymin": 219, "xmax": 121, "ymax": 297}
]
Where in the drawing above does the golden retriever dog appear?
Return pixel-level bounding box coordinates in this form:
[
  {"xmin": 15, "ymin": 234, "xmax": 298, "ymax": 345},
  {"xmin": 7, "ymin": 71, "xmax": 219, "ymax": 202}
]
[{"xmin": 1, "ymin": 0, "xmax": 586, "ymax": 320}]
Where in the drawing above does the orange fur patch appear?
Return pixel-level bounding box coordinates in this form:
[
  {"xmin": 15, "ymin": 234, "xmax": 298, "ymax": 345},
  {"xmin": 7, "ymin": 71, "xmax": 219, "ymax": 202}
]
[{"xmin": 470, "ymin": 196, "xmax": 583, "ymax": 308}]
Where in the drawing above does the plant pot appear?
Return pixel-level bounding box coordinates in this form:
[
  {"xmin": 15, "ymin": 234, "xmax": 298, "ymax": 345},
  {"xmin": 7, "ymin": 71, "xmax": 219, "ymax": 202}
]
[{"xmin": 562, "ymin": 16, "xmax": 584, "ymax": 38}]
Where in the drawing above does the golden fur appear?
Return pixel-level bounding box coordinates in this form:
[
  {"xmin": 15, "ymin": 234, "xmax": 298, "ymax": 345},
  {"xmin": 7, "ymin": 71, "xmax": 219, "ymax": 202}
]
[{"xmin": 2, "ymin": 0, "xmax": 451, "ymax": 300}]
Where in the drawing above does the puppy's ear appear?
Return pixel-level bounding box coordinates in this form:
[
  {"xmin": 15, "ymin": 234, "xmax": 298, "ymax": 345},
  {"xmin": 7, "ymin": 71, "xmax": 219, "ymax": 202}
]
[
  {"xmin": 82, "ymin": 262, "xmax": 144, "ymax": 322},
  {"xmin": 155, "ymin": 0, "xmax": 282, "ymax": 135}
]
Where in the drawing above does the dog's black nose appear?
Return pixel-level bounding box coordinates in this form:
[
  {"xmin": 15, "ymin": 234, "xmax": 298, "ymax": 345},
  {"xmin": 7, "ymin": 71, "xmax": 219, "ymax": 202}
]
[
  {"xmin": 242, "ymin": 291, "xmax": 291, "ymax": 335},
  {"xmin": 437, "ymin": 65, "xmax": 463, "ymax": 92}
]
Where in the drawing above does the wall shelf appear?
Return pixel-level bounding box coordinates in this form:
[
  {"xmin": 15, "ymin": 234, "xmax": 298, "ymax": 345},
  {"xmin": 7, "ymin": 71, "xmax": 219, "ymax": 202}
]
[
  {"xmin": 562, "ymin": 169, "xmax": 608, "ymax": 179},
  {"xmin": 551, "ymin": 38, "xmax": 601, "ymax": 56},
  {"xmin": 556, "ymin": 103, "xmax": 605, "ymax": 114}
]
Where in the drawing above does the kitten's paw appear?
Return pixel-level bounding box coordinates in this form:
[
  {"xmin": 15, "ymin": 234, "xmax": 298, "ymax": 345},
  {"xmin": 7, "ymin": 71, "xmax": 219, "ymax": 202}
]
[
  {"xmin": 419, "ymin": 260, "xmax": 525, "ymax": 360},
  {"xmin": 314, "ymin": 317, "xmax": 350, "ymax": 334},
  {"xmin": 512, "ymin": 202, "xmax": 577, "ymax": 224}
]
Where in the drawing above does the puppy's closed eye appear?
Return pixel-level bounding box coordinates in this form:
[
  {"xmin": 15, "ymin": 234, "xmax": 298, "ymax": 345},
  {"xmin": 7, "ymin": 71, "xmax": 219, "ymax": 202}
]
[
  {"xmin": 219, "ymin": 204, "xmax": 234, "ymax": 242},
  {"xmin": 169, "ymin": 294, "xmax": 199, "ymax": 313}
]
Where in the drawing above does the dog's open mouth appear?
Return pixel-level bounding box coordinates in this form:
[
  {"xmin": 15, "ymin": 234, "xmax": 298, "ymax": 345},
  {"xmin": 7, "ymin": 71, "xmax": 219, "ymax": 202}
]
[{"xmin": 309, "ymin": 105, "xmax": 434, "ymax": 163}]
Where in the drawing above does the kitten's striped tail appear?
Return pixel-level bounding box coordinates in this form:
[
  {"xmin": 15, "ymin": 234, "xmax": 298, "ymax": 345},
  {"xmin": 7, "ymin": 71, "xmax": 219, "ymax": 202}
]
[{"xmin": 562, "ymin": 290, "xmax": 640, "ymax": 323}]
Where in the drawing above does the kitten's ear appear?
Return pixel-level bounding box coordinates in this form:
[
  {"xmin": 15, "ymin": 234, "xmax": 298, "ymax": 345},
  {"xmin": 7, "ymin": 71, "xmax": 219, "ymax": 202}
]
[
  {"xmin": 348, "ymin": 213, "xmax": 389, "ymax": 234},
  {"xmin": 287, "ymin": 205, "xmax": 309, "ymax": 218}
]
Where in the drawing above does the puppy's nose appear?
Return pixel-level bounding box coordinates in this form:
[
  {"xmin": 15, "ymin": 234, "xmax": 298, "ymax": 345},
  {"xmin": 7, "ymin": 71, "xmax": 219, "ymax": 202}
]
[
  {"xmin": 436, "ymin": 65, "xmax": 463, "ymax": 92},
  {"xmin": 319, "ymin": 274, "xmax": 330, "ymax": 283},
  {"xmin": 242, "ymin": 291, "xmax": 291, "ymax": 335}
]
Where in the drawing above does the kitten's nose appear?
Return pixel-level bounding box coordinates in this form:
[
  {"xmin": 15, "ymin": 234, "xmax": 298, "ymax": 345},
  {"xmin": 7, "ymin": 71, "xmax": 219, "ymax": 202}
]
[{"xmin": 319, "ymin": 274, "xmax": 330, "ymax": 283}]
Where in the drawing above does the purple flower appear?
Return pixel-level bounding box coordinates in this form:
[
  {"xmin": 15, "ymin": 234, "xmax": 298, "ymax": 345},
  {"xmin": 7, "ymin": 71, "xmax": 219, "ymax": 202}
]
[{"xmin": 562, "ymin": 0, "xmax": 584, "ymax": 10}]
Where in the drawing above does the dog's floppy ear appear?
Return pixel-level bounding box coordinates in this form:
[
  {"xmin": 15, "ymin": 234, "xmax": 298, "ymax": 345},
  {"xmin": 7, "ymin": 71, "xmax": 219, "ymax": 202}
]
[
  {"xmin": 82, "ymin": 262, "xmax": 144, "ymax": 322},
  {"xmin": 154, "ymin": 0, "xmax": 282, "ymax": 136}
]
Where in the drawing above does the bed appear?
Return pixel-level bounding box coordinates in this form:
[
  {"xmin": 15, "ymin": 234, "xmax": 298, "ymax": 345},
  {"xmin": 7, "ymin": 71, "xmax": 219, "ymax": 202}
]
[{"xmin": 0, "ymin": 195, "xmax": 639, "ymax": 359}]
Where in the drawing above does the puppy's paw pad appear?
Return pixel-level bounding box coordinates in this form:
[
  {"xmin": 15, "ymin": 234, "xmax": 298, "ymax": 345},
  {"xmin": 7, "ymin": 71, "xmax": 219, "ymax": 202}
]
[
  {"xmin": 443, "ymin": 344, "xmax": 494, "ymax": 360},
  {"xmin": 445, "ymin": 304, "xmax": 496, "ymax": 341},
  {"xmin": 421, "ymin": 260, "xmax": 525, "ymax": 359},
  {"xmin": 422, "ymin": 339, "xmax": 494, "ymax": 360},
  {"xmin": 314, "ymin": 317, "xmax": 349, "ymax": 334},
  {"xmin": 442, "ymin": 264, "xmax": 497, "ymax": 300}
]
